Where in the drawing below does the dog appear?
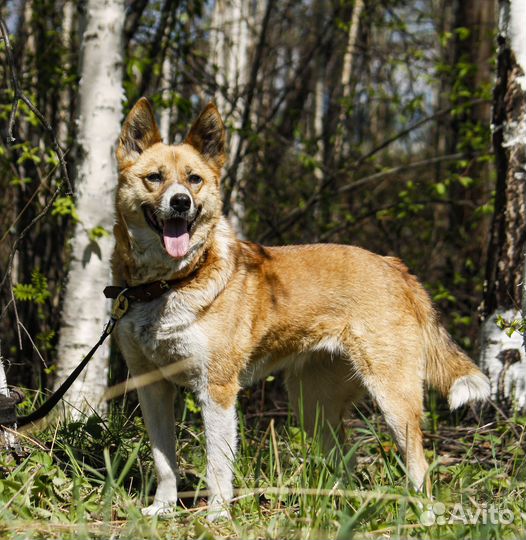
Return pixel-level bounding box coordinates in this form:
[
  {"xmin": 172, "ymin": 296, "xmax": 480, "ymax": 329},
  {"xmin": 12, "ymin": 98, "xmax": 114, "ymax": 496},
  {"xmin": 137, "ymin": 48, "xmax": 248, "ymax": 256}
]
[{"xmin": 111, "ymin": 97, "xmax": 491, "ymax": 519}]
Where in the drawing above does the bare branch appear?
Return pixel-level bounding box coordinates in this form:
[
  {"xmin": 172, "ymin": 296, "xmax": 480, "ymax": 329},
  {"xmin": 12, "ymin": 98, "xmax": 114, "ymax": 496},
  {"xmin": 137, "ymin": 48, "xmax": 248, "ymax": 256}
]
[
  {"xmin": 0, "ymin": 16, "xmax": 73, "ymax": 195},
  {"xmin": 222, "ymin": 0, "xmax": 276, "ymax": 208},
  {"xmin": 258, "ymin": 152, "xmax": 484, "ymax": 243},
  {"xmin": 0, "ymin": 187, "xmax": 62, "ymax": 295},
  {"xmin": 124, "ymin": 0, "xmax": 150, "ymax": 46}
]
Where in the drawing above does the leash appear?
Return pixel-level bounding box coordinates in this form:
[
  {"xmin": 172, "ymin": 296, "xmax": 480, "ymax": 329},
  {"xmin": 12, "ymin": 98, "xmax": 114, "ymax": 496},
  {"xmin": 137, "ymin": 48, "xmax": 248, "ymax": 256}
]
[
  {"xmin": 7, "ymin": 273, "xmax": 197, "ymax": 428},
  {"xmin": 15, "ymin": 291, "xmax": 130, "ymax": 427}
]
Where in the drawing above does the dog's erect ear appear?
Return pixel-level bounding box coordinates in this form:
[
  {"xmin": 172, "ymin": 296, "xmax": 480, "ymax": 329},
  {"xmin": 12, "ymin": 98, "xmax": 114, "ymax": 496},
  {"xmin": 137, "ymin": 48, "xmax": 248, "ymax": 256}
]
[
  {"xmin": 185, "ymin": 103, "xmax": 226, "ymax": 170},
  {"xmin": 117, "ymin": 97, "xmax": 162, "ymax": 167}
]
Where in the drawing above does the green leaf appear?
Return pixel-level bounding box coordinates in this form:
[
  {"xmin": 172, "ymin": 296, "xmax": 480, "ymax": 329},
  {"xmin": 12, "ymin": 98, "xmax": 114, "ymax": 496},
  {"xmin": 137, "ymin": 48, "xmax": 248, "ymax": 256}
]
[
  {"xmin": 457, "ymin": 175, "xmax": 473, "ymax": 188},
  {"xmin": 10, "ymin": 176, "xmax": 31, "ymax": 186},
  {"xmin": 13, "ymin": 270, "xmax": 51, "ymax": 305},
  {"xmin": 88, "ymin": 226, "xmax": 110, "ymax": 242},
  {"xmin": 185, "ymin": 394, "xmax": 201, "ymax": 413},
  {"xmin": 455, "ymin": 27, "xmax": 471, "ymax": 41},
  {"xmin": 435, "ymin": 182, "xmax": 447, "ymax": 196},
  {"xmin": 52, "ymin": 195, "xmax": 79, "ymax": 222}
]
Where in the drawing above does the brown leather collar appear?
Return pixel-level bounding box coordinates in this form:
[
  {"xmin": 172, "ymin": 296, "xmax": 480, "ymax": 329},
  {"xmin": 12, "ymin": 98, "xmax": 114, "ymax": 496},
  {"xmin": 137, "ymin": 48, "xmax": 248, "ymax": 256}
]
[
  {"xmin": 105, "ymin": 250, "xmax": 209, "ymax": 303},
  {"xmin": 104, "ymin": 280, "xmax": 175, "ymax": 302},
  {"xmin": 104, "ymin": 269, "xmax": 200, "ymax": 303}
]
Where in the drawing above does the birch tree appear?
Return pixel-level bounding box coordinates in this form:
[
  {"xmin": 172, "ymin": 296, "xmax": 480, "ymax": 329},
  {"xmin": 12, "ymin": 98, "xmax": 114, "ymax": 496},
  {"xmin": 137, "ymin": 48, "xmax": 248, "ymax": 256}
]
[
  {"xmin": 159, "ymin": 51, "xmax": 174, "ymax": 143},
  {"xmin": 210, "ymin": 0, "xmax": 252, "ymax": 235},
  {"xmin": 54, "ymin": 0, "xmax": 125, "ymax": 414},
  {"xmin": 333, "ymin": 0, "xmax": 365, "ymax": 161},
  {"xmin": 480, "ymin": 0, "xmax": 526, "ymax": 409},
  {"xmin": 58, "ymin": 0, "xmax": 76, "ymax": 148}
]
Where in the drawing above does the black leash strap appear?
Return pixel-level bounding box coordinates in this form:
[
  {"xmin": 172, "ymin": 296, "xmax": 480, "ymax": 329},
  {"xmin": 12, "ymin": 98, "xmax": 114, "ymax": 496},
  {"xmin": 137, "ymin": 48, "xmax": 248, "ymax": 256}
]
[{"xmin": 16, "ymin": 292, "xmax": 130, "ymax": 427}]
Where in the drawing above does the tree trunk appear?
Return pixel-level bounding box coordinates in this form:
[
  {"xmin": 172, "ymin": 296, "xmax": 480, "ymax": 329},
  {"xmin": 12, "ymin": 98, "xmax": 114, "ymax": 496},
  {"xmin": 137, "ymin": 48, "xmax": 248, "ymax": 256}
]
[
  {"xmin": 159, "ymin": 51, "xmax": 173, "ymax": 143},
  {"xmin": 333, "ymin": 0, "xmax": 364, "ymax": 161},
  {"xmin": 311, "ymin": 0, "xmax": 327, "ymax": 188},
  {"xmin": 480, "ymin": 0, "xmax": 526, "ymax": 409},
  {"xmin": 58, "ymin": 0, "xmax": 75, "ymax": 148},
  {"xmin": 210, "ymin": 0, "xmax": 252, "ymax": 236},
  {"xmin": 54, "ymin": 0, "xmax": 125, "ymax": 415},
  {"xmin": 0, "ymin": 353, "xmax": 18, "ymax": 449}
]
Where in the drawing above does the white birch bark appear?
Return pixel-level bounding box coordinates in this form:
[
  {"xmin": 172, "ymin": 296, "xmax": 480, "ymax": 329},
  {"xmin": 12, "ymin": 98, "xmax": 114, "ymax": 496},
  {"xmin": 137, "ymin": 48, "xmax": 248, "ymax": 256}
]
[
  {"xmin": 340, "ymin": 0, "xmax": 364, "ymax": 102},
  {"xmin": 480, "ymin": 310, "xmax": 526, "ymax": 408},
  {"xmin": 311, "ymin": 0, "xmax": 327, "ymax": 228},
  {"xmin": 210, "ymin": 0, "xmax": 252, "ymax": 236},
  {"xmin": 158, "ymin": 7, "xmax": 176, "ymax": 144},
  {"xmin": 334, "ymin": 0, "xmax": 364, "ymax": 159},
  {"xmin": 0, "ymin": 354, "xmax": 18, "ymax": 448},
  {"xmin": 58, "ymin": 0, "xmax": 75, "ymax": 147},
  {"xmin": 54, "ymin": 0, "xmax": 125, "ymax": 416},
  {"xmin": 480, "ymin": 0, "xmax": 526, "ymax": 409},
  {"xmin": 313, "ymin": 47, "xmax": 325, "ymax": 186},
  {"xmin": 159, "ymin": 52, "xmax": 173, "ymax": 143}
]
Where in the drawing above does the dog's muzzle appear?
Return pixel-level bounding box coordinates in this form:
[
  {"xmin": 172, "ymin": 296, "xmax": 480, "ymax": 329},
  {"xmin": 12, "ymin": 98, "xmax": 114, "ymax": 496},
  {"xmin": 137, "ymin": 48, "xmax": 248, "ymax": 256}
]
[{"xmin": 142, "ymin": 202, "xmax": 202, "ymax": 259}]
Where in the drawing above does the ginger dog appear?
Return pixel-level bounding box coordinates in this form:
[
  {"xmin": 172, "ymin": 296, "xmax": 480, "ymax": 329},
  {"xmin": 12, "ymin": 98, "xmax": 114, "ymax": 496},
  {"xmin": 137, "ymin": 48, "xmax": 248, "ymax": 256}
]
[{"xmin": 112, "ymin": 98, "xmax": 490, "ymax": 519}]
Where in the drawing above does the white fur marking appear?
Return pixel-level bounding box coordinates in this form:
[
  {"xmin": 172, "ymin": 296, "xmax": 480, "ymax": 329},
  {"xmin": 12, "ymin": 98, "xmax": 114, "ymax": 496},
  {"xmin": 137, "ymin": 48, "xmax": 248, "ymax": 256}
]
[
  {"xmin": 161, "ymin": 183, "xmax": 194, "ymax": 214},
  {"xmin": 448, "ymin": 373, "xmax": 491, "ymax": 410},
  {"xmin": 311, "ymin": 336, "xmax": 345, "ymax": 356},
  {"xmin": 201, "ymin": 398, "xmax": 237, "ymax": 521}
]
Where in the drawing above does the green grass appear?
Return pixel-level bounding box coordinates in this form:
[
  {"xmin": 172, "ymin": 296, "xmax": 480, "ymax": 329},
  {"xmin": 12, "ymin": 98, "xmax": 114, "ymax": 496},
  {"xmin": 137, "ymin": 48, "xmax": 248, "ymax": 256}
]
[{"xmin": 1, "ymin": 392, "xmax": 525, "ymax": 539}]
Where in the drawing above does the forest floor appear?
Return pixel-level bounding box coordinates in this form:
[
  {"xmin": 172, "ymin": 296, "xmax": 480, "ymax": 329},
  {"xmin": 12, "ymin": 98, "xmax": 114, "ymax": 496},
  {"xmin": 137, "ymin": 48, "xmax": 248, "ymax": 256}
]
[{"xmin": 0, "ymin": 389, "xmax": 525, "ymax": 539}]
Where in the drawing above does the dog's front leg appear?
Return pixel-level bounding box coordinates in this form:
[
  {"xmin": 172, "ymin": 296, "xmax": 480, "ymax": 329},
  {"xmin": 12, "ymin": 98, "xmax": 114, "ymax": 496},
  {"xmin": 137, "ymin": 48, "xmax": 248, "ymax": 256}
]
[
  {"xmin": 135, "ymin": 378, "xmax": 178, "ymax": 516},
  {"xmin": 200, "ymin": 384, "xmax": 238, "ymax": 521}
]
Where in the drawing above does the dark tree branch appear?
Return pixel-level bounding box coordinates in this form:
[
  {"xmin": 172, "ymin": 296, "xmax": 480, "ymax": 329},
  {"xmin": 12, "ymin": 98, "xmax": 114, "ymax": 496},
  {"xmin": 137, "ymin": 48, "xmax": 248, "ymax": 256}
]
[
  {"xmin": 355, "ymin": 99, "xmax": 488, "ymax": 168},
  {"xmin": 255, "ymin": 97, "xmax": 489, "ymax": 243},
  {"xmin": 318, "ymin": 197, "xmax": 478, "ymax": 243},
  {"xmin": 222, "ymin": 13, "xmax": 337, "ymax": 213},
  {"xmin": 222, "ymin": 0, "xmax": 276, "ymax": 211},
  {"xmin": 258, "ymin": 152, "xmax": 484, "ymax": 243},
  {"xmin": 138, "ymin": 0, "xmax": 175, "ymax": 98},
  {"xmin": 0, "ymin": 17, "xmax": 72, "ymax": 196},
  {"xmin": 0, "ymin": 186, "xmax": 62, "ymax": 296},
  {"xmin": 124, "ymin": 0, "xmax": 150, "ymax": 46}
]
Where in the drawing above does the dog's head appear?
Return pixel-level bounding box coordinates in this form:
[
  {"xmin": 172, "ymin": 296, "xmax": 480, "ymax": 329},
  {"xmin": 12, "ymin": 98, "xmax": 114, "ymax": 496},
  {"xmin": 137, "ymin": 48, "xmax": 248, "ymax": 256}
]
[{"xmin": 115, "ymin": 98, "xmax": 226, "ymax": 276}]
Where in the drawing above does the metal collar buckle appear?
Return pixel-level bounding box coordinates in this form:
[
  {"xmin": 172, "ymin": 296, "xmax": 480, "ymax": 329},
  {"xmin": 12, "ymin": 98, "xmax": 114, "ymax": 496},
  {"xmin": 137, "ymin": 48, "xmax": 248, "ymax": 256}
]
[{"xmin": 111, "ymin": 289, "xmax": 130, "ymax": 320}]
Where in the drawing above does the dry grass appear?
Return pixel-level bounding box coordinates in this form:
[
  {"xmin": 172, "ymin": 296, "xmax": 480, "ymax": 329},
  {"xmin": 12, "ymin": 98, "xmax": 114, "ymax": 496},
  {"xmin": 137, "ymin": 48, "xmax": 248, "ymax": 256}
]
[{"xmin": 1, "ymin": 391, "xmax": 525, "ymax": 539}]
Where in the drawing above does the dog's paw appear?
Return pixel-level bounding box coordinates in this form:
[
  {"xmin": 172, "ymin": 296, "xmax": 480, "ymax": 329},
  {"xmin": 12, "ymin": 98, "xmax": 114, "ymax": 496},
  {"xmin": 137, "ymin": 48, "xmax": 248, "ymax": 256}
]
[
  {"xmin": 141, "ymin": 500, "xmax": 176, "ymax": 518},
  {"xmin": 206, "ymin": 497, "xmax": 231, "ymax": 522}
]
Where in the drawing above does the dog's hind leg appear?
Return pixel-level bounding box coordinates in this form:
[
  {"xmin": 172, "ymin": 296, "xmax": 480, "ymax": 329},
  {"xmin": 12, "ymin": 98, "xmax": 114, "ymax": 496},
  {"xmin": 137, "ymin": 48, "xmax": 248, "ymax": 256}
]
[
  {"xmin": 360, "ymin": 365, "xmax": 430, "ymax": 493},
  {"xmin": 285, "ymin": 353, "xmax": 364, "ymax": 452}
]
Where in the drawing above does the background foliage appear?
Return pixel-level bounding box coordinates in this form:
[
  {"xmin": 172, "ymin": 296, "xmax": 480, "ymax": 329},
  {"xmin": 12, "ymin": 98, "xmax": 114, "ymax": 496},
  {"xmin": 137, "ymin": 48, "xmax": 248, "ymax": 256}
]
[
  {"xmin": 2, "ymin": 2, "xmax": 525, "ymax": 538},
  {"xmin": 0, "ymin": 0, "xmax": 496, "ymax": 390}
]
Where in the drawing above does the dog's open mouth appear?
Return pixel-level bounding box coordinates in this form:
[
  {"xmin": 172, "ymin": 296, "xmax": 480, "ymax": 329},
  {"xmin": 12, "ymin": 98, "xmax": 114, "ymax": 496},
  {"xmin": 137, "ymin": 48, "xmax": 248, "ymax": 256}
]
[{"xmin": 143, "ymin": 206, "xmax": 199, "ymax": 259}]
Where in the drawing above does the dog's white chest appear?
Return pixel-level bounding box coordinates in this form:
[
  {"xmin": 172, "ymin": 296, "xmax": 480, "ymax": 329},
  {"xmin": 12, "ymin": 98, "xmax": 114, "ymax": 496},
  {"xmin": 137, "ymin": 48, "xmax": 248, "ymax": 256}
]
[{"xmin": 117, "ymin": 293, "xmax": 208, "ymax": 369}]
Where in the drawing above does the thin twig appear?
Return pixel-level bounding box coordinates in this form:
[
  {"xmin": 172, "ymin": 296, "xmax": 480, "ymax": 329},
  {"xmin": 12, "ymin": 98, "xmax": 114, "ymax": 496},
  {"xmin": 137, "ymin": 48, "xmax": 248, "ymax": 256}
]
[
  {"xmin": 17, "ymin": 320, "xmax": 48, "ymax": 368},
  {"xmin": 0, "ymin": 187, "xmax": 62, "ymax": 295},
  {"xmin": 0, "ymin": 177, "xmax": 49, "ymax": 244},
  {"xmin": 0, "ymin": 17, "xmax": 72, "ymax": 195},
  {"xmin": 9, "ymin": 281, "xmax": 23, "ymax": 349},
  {"xmin": 258, "ymin": 151, "xmax": 479, "ymax": 242}
]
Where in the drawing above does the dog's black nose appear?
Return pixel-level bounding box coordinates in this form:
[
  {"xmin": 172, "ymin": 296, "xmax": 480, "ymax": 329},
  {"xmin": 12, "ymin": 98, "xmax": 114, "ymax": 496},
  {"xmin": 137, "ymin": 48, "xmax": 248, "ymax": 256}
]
[{"xmin": 170, "ymin": 193, "xmax": 191, "ymax": 213}]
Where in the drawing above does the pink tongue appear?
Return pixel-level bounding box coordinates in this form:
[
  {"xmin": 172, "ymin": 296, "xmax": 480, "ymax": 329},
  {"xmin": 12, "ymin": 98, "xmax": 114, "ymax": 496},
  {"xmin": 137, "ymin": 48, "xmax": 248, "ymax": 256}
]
[{"xmin": 163, "ymin": 218, "xmax": 190, "ymax": 258}]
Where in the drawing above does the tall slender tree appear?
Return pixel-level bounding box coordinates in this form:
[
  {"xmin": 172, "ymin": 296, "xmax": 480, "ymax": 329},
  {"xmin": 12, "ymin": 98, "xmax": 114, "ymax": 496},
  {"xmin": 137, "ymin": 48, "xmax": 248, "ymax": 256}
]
[
  {"xmin": 480, "ymin": 0, "xmax": 526, "ymax": 409},
  {"xmin": 54, "ymin": 0, "xmax": 125, "ymax": 414},
  {"xmin": 210, "ymin": 0, "xmax": 254, "ymax": 235}
]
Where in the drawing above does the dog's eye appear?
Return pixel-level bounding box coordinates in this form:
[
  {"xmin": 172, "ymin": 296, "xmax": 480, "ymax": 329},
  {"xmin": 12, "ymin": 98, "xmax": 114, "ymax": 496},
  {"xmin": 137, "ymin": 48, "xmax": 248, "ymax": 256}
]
[
  {"xmin": 146, "ymin": 172, "xmax": 162, "ymax": 183},
  {"xmin": 188, "ymin": 174, "xmax": 202, "ymax": 185}
]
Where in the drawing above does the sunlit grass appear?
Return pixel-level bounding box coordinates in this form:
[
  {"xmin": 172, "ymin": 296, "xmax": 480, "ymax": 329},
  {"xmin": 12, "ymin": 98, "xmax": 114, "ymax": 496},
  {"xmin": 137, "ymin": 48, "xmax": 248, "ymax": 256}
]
[{"xmin": 1, "ymin": 392, "xmax": 525, "ymax": 539}]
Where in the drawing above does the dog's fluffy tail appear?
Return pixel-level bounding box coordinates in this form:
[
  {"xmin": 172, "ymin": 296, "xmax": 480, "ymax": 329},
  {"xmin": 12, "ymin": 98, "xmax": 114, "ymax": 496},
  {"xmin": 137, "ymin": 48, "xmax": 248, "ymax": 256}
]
[{"xmin": 424, "ymin": 318, "xmax": 490, "ymax": 410}]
